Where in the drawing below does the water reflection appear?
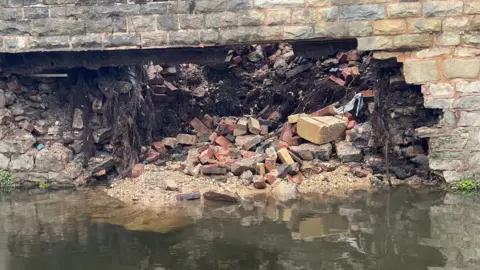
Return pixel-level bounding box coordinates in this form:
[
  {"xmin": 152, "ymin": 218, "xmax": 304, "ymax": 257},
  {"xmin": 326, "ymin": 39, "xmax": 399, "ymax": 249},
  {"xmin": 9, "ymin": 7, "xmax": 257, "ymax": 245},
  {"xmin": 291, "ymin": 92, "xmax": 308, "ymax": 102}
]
[{"xmin": 0, "ymin": 187, "xmax": 475, "ymax": 269}]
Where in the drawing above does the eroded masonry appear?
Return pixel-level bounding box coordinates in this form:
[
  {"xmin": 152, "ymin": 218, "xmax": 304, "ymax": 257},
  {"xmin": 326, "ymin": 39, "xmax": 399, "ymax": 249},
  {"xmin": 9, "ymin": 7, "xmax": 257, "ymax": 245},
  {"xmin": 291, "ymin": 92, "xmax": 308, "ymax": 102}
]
[{"xmin": 0, "ymin": 0, "xmax": 479, "ymax": 186}]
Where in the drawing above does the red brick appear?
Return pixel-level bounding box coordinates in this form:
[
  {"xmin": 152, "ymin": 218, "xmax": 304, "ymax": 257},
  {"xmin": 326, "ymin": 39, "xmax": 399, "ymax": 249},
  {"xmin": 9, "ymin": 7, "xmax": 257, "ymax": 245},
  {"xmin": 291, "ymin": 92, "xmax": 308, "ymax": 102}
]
[
  {"xmin": 361, "ymin": 89, "xmax": 375, "ymax": 98},
  {"xmin": 278, "ymin": 141, "xmax": 289, "ymax": 149},
  {"xmin": 265, "ymin": 173, "xmax": 277, "ymax": 185},
  {"xmin": 216, "ymin": 122, "xmax": 229, "ymax": 135},
  {"xmin": 131, "ymin": 164, "xmax": 145, "ymax": 178},
  {"xmin": 280, "ymin": 123, "xmax": 293, "ymax": 143},
  {"xmin": 176, "ymin": 134, "xmax": 197, "ymax": 145},
  {"xmin": 287, "ymin": 172, "xmax": 303, "ymax": 184},
  {"xmin": 199, "ymin": 148, "xmax": 214, "ymax": 164},
  {"xmin": 202, "ymin": 114, "xmax": 214, "ymax": 129},
  {"xmin": 213, "ymin": 147, "xmax": 230, "ymax": 163},
  {"xmin": 146, "ymin": 148, "xmax": 160, "ymax": 163},
  {"xmin": 233, "ymin": 56, "xmax": 242, "ymax": 64},
  {"xmin": 241, "ymin": 151, "xmax": 256, "ymax": 158},
  {"xmin": 267, "ymin": 111, "xmax": 282, "ymax": 121},
  {"xmin": 153, "ymin": 141, "xmax": 168, "ymax": 156},
  {"xmin": 209, "ymin": 132, "xmax": 218, "ymax": 144},
  {"xmin": 337, "ymin": 52, "xmax": 348, "ymax": 63},
  {"xmin": 347, "ymin": 120, "xmax": 357, "ymax": 130},
  {"xmin": 347, "ymin": 50, "xmax": 360, "ymax": 61},
  {"xmin": 260, "ymin": 125, "xmax": 268, "ymax": 135},
  {"xmin": 224, "ymin": 118, "xmax": 236, "ymax": 133},
  {"xmin": 215, "ymin": 136, "xmax": 233, "ymax": 149},
  {"xmin": 265, "ymin": 157, "xmax": 277, "ymax": 172},
  {"xmin": 311, "ymin": 105, "xmax": 337, "ymax": 117},
  {"xmin": 164, "ymin": 81, "xmax": 178, "ymax": 92},
  {"xmin": 345, "ymin": 112, "xmax": 353, "ymax": 121},
  {"xmin": 190, "ymin": 117, "xmax": 210, "ymax": 134},
  {"xmin": 329, "ymin": 75, "xmax": 346, "ymax": 86},
  {"xmin": 22, "ymin": 122, "xmax": 35, "ymax": 133}
]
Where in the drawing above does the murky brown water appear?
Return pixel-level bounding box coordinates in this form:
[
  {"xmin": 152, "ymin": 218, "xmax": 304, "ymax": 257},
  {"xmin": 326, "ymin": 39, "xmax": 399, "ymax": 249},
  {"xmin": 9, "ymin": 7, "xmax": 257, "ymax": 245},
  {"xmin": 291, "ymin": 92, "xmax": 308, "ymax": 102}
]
[{"xmin": 0, "ymin": 187, "xmax": 477, "ymax": 269}]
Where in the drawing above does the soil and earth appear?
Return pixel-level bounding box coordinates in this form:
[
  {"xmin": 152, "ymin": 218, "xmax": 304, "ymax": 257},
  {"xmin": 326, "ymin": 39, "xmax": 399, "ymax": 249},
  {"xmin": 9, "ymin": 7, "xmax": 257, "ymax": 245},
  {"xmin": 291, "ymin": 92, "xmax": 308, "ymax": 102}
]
[{"xmin": 0, "ymin": 43, "xmax": 443, "ymax": 207}]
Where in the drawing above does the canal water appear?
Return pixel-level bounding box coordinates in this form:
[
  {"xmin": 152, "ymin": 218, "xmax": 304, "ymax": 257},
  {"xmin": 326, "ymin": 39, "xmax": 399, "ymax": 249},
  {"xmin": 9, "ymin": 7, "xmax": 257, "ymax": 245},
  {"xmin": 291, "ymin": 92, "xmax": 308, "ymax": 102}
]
[{"xmin": 0, "ymin": 187, "xmax": 476, "ymax": 269}]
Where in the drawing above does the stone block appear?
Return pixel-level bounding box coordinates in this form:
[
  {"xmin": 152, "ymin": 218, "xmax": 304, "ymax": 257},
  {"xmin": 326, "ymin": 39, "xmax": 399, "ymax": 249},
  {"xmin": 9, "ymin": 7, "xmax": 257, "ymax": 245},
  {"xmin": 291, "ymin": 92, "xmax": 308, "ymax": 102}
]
[
  {"xmin": 424, "ymin": 1, "xmax": 463, "ymax": 17},
  {"xmin": 30, "ymin": 19, "xmax": 85, "ymax": 36},
  {"xmin": 28, "ymin": 36, "xmax": 69, "ymax": 50},
  {"xmin": 141, "ymin": 32, "xmax": 168, "ymax": 47},
  {"xmin": 227, "ymin": 0, "xmax": 252, "ymax": 10},
  {"xmin": 72, "ymin": 34, "xmax": 102, "ymax": 49},
  {"xmin": 394, "ymin": 34, "xmax": 433, "ymax": 49},
  {"xmin": 5, "ymin": 37, "xmax": 25, "ymax": 51},
  {"xmin": 201, "ymin": 165, "xmax": 227, "ymax": 175},
  {"xmin": 408, "ymin": 18, "xmax": 442, "ymax": 34},
  {"xmin": 424, "ymin": 83, "xmax": 454, "ymax": 97},
  {"xmin": 456, "ymin": 81, "xmax": 480, "ymax": 93},
  {"xmin": 179, "ymin": 14, "xmax": 205, "ymax": 29},
  {"xmin": 296, "ymin": 116, "xmax": 346, "ymax": 145},
  {"xmin": 424, "ymin": 98, "xmax": 453, "ymax": 109},
  {"xmin": 348, "ymin": 22, "xmax": 372, "ymax": 37},
  {"xmin": 195, "ymin": 0, "xmax": 226, "ymax": 12},
  {"xmin": 94, "ymin": 4, "xmax": 140, "ymax": 18},
  {"xmin": 465, "ymin": 0, "xmax": 480, "ymax": 14},
  {"xmin": 0, "ymin": 8, "xmax": 22, "ymax": 21},
  {"xmin": 357, "ymin": 36, "xmax": 394, "ymax": 51},
  {"xmin": 289, "ymin": 143, "xmax": 332, "ymax": 161},
  {"xmin": 169, "ymin": 31, "xmax": 199, "ymax": 45},
  {"xmin": 34, "ymin": 143, "xmax": 73, "ymax": 173},
  {"xmin": 292, "ymin": 9, "xmax": 316, "ymax": 24},
  {"xmin": 0, "ymin": 154, "xmax": 9, "ymax": 170},
  {"xmin": 315, "ymin": 22, "xmax": 348, "ymax": 38},
  {"xmin": 435, "ymin": 32, "xmax": 461, "ymax": 46},
  {"xmin": 277, "ymin": 148, "xmax": 295, "ymax": 165},
  {"xmin": 162, "ymin": 137, "xmax": 178, "ymax": 148},
  {"xmin": 458, "ymin": 111, "xmax": 480, "ymax": 126},
  {"xmin": 254, "ymin": 0, "xmax": 303, "ymax": 8},
  {"xmin": 140, "ymin": 2, "xmax": 175, "ymax": 15},
  {"xmin": 205, "ymin": 12, "xmax": 238, "ymax": 28},
  {"xmin": 318, "ymin": 7, "xmax": 339, "ymax": 22},
  {"xmin": 199, "ymin": 29, "xmax": 219, "ymax": 43},
  {"xmin": 284, "ymin": 26, "xmax": 314, "ymax": 40},
  {"xmin": 372, "ymin": 20, "xmax": 406, "ymax": 35},
  {"xmin": 387, "ymin": 3, "xmax": 422, "ymax": 18},
  {"xmin": 176, "ymin": 134, "xmax": 197, "ymax": 145},
  {"xmin": 415, "ymin": 47, "xmax": 451, "ymax": 58},
  {"xmin": 244, "ymin": 118, "xmax": 260, "ymax": 135},
  {"xmin": 403, "ymin": 60, "xmax": 440, "ymax": 84},
  {"xmin": 443, "ymin": 17, "xmax": 469, "ymax": 31},
  {"xmin": 472, "ymin": 16, "xmax": 480, "ymax": 31},
  {"xmin": 24, "ymin": 7, "xmax": 48, "ymax": 19},
  {"xmin": 9, "ymin": 154, "xmax": 34, "ymax": 172},
  {"xmin": 443, "ymin": 59, "xmax": 480, "ymax": 79},
  {"xmin": 157, "ymin": 15, "xmax": 179, "ymax": 31},
  {"xmin": 50, "ymin": 7, "xmax": 91, "ymax": 20},
  {"xmin": 339, "ymin": 5, "xmax": 385, "ymax": 22},
  {"xmin": 336, "ymin": 141, "xmax": 363, "ymax": 163},
  {"xmin": 453, "ymin": 96, "xmax": 480, "ymax": 109},
  {"xmin": 0, "ymin": 21, "xmax": 29, "ymax": 35},
  {"xmin": 104, "ymin": 34, "xmax": 140, "ymax": 48},
  {"xmin": 238, "ymin": 10, "xmax": 265, "ymax": 26},
  {"xmin": 219, "ymin": 26, "xmax": 282, "ymax": 43},
  {"xmin": 267, "ymin": 9, "xmax": 290, "ymax": 26},
  {"xmin": 463, "ymin": 32, "xmax": 480, "ymax": 46},
  {"xmin": 306, "ymin": 0, "xmax": 328, "ymax": 6},
  {"xmin": 129, "ymin": 15, "xmax": 157, "ymax": 32}
]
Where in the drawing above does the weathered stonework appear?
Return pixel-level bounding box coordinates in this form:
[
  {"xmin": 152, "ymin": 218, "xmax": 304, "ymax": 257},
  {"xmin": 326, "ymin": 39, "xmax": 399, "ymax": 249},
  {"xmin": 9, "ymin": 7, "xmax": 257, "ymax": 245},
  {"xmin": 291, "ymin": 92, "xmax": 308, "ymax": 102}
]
[{"xmin": 0, "ymin": 0, "xmax": 478, "ymax": 183}]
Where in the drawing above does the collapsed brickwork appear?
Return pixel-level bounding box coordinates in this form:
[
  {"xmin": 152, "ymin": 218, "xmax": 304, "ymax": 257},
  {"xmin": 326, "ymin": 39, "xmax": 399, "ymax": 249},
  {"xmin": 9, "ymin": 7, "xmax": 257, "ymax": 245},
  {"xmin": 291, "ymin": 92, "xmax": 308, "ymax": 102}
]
[{"xmin": 0, "ymin": 0, "xmax": 479, "ymax": 183}]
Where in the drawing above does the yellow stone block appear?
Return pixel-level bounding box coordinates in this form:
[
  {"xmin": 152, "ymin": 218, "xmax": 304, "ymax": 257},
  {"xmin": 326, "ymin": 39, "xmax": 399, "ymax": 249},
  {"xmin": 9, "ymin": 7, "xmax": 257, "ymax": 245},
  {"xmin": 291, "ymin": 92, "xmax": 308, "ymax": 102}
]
[
  {"xmin": 257, "ymin": 163, "xmax": 266, "ymax": 176},
  {"xmin": 296, "ymin": 116, "xmax": 346, "ymax": 145},
  {"xmin": 288, "ymin": 113, "xmax": 308, "ymax": 123},
  {"xmin": 277, "ymin": 148, "xmax": 295, "ymax": 165}
]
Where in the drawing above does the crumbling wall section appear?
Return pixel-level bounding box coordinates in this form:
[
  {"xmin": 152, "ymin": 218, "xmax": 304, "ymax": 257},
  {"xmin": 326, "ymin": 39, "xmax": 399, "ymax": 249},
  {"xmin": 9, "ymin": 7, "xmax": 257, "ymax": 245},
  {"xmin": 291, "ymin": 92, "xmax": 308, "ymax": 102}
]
[{"xmin": 381, "ymin": 46, "xmax": 480, "ymax": 183}]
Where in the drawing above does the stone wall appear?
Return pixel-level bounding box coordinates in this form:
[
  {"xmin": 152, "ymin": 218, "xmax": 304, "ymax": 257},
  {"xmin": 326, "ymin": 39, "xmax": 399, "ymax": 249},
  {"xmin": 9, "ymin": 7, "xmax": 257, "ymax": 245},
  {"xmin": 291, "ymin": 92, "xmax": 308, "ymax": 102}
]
[
  {"xmin": 1, "ymin": 0, "xmax": 480, "ymax": 182},
  {"xmin": 0, "ymin": 0, "xmax": 477, "ymax": 52}
]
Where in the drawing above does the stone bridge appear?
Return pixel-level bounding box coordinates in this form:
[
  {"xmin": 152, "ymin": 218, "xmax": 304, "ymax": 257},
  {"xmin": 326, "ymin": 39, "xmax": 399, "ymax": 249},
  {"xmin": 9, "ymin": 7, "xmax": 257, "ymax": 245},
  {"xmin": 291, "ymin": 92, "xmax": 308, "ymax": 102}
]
[{"xmin": 0, "ymin": 0, "xmax": 479, "ymax": 182}]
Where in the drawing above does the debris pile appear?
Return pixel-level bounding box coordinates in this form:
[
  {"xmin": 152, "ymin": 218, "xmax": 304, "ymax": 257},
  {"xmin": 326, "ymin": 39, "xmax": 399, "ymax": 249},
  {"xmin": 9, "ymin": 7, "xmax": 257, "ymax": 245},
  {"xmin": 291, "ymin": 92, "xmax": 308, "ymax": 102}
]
[{"xmin": 0, "ymin": 43, "xmax": 440, "ymax": 189}]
